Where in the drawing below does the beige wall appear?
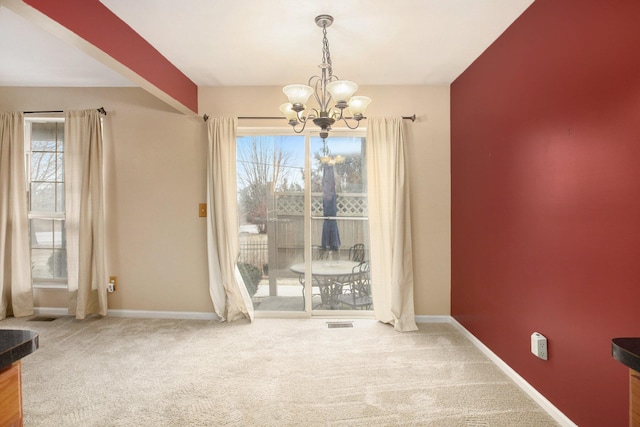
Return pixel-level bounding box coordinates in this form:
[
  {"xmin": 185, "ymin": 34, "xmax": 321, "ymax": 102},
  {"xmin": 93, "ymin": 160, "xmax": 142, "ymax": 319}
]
[{"xmin": 0, "ymin": 85, "xmax": 450, "ymax": 315}]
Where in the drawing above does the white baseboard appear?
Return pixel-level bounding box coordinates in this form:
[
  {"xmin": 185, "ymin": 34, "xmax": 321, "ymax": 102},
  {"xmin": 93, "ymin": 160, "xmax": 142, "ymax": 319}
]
[
  {"xmin": 107, "ymin": 309, "xmax": 220, "ymax": 320},
  {"xmin": 33, "ymin": 307, "xmax": 70, "ymax": 316},
  {"xmin": 414, "ymin": 315, "xmax": 451, "ymax": 323},
  {"xmin": 33, "ymin": 307, "xmax": 220, "ymax": 321},
  {"xmin": 448, "ymin": 317, "xmax": 577, "ymax": 427},
  {"xmin": 35, "ymin": 309, "xmax": 442, "ymax": 323}
]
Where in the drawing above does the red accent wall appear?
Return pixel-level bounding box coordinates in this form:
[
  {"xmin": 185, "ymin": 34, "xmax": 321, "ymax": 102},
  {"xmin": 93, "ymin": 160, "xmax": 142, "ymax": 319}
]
[
  {"xmin": 24, "ymin": 0, "xmax": 198, "ymax": 113},
  {"xmin": 451, "ymin": 1, "xmax": 640, "ymax": 425}
]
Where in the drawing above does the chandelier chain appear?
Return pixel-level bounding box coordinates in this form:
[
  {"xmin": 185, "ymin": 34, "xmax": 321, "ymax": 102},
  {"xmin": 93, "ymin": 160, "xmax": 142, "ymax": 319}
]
[{"xmin": 321, "ymin": 24, "xmax": 333, "ymax": 78}]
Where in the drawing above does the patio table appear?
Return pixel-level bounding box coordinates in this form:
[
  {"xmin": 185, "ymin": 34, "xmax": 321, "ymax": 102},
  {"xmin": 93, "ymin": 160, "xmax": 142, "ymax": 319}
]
[{"xmin": 290, "ymin": 260, "xmax": 361, "ymax": 308}]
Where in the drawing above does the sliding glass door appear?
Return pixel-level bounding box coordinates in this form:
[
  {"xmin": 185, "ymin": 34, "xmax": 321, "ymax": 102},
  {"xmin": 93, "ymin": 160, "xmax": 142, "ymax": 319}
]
[
  {"xmin": 309, "ymin": 135, "xmax": 371, "ymax": 313},
  {"xmin": 237, "ymin": 130, "xmax": 371, "ymax": 315},
  {"xmin": 236, "ymin": 134, "xmax": 306, "ymax": 312}
]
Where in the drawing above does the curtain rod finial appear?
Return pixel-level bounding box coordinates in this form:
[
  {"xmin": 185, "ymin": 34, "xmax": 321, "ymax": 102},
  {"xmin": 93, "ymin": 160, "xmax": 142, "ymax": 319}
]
[
  {"xmin": 97, "ymin": 107, "xmax": 106, "ymax": 115},
  {"xmin": 203, "ymin": 114, "xmax": 209, "ymax": 122}
]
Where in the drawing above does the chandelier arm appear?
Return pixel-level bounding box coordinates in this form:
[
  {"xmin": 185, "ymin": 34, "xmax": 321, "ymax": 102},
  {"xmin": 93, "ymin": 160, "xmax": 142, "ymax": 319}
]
[
  {"xmin": 322, "ymin": 74, "xmax": 341, "ymax": 115},
  {"xmin": 319, "ymin": 68, "xmax": 328, "ymax": 112},
  {"xmin": 307, "ymin": 107, "xmax": 320, "ymax": 119},
  {"xmin": 291, "ymin": 120, "xmax": 307, "ymax": 134},
  {"xmin": 295, "ymin": 109, "xmax": 307, "ymax": 124},
  {"xmin": 310, "ymin": 77, "xmax": 325, "ymax": 112},
  {"xmin": 341, "ymin": 117, "xmax": 362, "ymax": 130}
]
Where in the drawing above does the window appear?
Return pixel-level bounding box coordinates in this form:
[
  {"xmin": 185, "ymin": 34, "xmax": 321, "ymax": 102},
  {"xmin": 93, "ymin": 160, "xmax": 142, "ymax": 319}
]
[{"xmin": 25, "ymin": 118, "xmax": 67, "ymax": 288}]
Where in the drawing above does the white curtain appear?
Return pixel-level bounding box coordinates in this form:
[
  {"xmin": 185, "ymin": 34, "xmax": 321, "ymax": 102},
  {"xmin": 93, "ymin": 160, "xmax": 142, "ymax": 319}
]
[
  {"xmin": 0, "ymin": 112, "xmax": 34, "ymax": 319},
  {"xmin": 206, "ymin": 117, "xmax": 254, "ymax": 322},
  {"xmin": 65, "ymin": 110, "xmax": 108, "ymax": 319},
  {"xmin": 367, "ymin": 117, "xmax": 418, "ymax": 332}
]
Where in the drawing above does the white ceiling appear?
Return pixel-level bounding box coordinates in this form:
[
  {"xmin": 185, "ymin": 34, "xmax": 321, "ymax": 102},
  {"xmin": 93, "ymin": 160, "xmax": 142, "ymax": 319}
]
[{"xmin": 0, "ymin": 0, "xmax": 534, "ymax": 88}]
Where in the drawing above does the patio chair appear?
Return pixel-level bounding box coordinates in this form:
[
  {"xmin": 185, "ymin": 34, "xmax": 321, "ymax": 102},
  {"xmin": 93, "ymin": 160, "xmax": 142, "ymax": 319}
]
[
  {"xmin": 335, "ymin": 261, "xmax": 372, "ymax": 310},
  {"xmin": 312, "ymin": 245, "xmax": 329, "ymax": 260},
  {"xmin": 348, "ymin": 243, "xmax": 366, "ymax": 263}
]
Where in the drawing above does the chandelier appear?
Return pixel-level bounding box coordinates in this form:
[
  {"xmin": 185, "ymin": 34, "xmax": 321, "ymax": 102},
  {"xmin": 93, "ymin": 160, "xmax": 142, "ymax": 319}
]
[{"xmin": 280, "ymin": 14, "xmax": 371, "ymax": 142}]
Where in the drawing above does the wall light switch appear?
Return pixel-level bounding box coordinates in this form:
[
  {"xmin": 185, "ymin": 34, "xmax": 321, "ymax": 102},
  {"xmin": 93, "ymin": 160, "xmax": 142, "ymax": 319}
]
[{"xmin": 199, "ymin": 203, "xmax": 207, "ymax": 217}]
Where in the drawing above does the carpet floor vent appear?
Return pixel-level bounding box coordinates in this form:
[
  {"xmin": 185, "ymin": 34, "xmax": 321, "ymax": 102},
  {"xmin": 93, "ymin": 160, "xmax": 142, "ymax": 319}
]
[
  {"xmin": 29, "ymin": 316, "xmax": 58, "ymax": 322},
  {"xmin": 327, "ymin": 321, "xmax": 354, "ymax": 329}
]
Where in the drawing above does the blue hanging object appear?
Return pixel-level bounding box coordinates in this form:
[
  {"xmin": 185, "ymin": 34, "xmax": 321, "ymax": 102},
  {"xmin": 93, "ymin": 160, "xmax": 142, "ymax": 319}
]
[{"xmin": 321, "ymin": 163, "xmax": 340, "ymax": 251}]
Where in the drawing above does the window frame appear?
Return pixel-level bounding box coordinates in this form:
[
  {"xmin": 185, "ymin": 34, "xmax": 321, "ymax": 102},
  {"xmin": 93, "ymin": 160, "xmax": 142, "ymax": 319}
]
[{"xmin": 24, "ymin": 115, "xmax": 68, "ymax": 290}]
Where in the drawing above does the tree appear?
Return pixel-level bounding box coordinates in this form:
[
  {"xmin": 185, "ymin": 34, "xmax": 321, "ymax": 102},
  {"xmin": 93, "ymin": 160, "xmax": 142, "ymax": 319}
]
[
  {"xmin": 237, "ymin": 136, "xmax": 298, "ymax": 232},
  {"xmin": 30, "ymin": 123, "xmax": 64, "ymax": 212}
]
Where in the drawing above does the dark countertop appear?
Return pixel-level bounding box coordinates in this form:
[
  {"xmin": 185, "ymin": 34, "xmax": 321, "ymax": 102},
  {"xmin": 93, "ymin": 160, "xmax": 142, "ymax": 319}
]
[
  {"xmin": 612, "ymin": 338, "xmax": 640, "ymax": 373},
  {"xmin": 0, "ymin": 329, "xmax": 39, "ymax": 369}
]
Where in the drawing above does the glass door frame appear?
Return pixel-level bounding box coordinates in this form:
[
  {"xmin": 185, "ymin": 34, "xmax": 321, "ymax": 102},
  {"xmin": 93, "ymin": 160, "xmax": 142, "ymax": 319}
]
[{"xmin": 238, "ymin": 126, "xmax": 373, "ymax": 319}]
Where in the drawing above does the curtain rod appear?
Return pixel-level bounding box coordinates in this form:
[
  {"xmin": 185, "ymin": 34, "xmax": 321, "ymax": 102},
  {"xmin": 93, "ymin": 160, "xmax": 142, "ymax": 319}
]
[
  {"xmin": 202, "ymin": 114, "xmax": 416, "ymax": 122},
  {"xmin": 23, "ymin": 107, "xmax": 107, "ymax": 115}
]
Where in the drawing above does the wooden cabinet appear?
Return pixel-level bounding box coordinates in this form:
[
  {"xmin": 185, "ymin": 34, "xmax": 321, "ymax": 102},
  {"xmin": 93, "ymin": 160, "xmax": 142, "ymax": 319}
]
[
  {"xmin": 612, "ymin": 338, "xmax": 640, "ymax": 426},
  {"xmin": 631, "ymin": 369, "xmax": 640, "ymax": 427},
  {"xmin": 0, "ymin": 330, "xmax": 38, "ymax": 427},
  {"xmin": 0, "ymin": 361, "xmax": 22, "ymax": 427}
]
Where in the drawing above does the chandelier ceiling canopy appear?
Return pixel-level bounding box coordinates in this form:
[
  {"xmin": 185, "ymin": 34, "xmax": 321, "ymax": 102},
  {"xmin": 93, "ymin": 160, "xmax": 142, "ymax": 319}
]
[{"xmin": 280, "ymin": 14, "xmax": 371, "ymax": 141}]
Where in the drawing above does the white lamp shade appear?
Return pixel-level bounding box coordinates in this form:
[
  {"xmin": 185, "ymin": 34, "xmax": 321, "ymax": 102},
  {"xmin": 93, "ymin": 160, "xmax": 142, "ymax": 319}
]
[
  {"xmin": 326, "ymin": 80, "xmax": 358, "ymax": 103},
  {"xmin": 283, "ymin": 84, "xmax": 314, "ymax": 105},
  {"xmin": 279, "ymin": 103, "xmax": 299, "ymax": 121},
  {"xmin": 348, "ymin": 96, "xmax": 372, "ymax": 116}
]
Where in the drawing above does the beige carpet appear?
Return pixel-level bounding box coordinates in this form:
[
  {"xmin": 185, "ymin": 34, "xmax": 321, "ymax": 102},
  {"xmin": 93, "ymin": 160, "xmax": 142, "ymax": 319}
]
[{"xmin": 1, "ymin": 316, "xmax": 559, "ymax": 426}]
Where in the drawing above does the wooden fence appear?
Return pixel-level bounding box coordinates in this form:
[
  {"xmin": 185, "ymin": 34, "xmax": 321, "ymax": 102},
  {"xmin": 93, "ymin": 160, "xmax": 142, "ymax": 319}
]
[{"xmin": 239, "ymin": 190, "xmax": 369, "ymax": 294}]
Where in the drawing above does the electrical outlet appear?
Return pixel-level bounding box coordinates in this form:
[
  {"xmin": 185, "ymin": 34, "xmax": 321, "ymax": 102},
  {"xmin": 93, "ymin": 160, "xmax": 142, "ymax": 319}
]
[
  {"xmin": 108, "ymin": 276, "xmax": 117, "ymax": 292},
  {"xmin": 531, "ymin": 332, "xmax": 548, "ymax": 360}
]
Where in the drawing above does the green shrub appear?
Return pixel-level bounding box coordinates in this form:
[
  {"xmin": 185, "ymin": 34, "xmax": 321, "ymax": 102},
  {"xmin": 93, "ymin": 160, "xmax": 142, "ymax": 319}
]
[{"xmin": 237, "ymin": 262, "xmax": 262, "ymax": 297}]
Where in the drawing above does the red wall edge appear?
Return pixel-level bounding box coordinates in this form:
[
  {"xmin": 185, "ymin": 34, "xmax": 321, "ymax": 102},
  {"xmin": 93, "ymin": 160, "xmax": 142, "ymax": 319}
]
[
  {"xmin": 451, "ymin": 1, "xmax": 640, "ymax": 425},
  {"xmin": 23, "ymin": 0, "xmax": 198, "ymax": 113}
]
